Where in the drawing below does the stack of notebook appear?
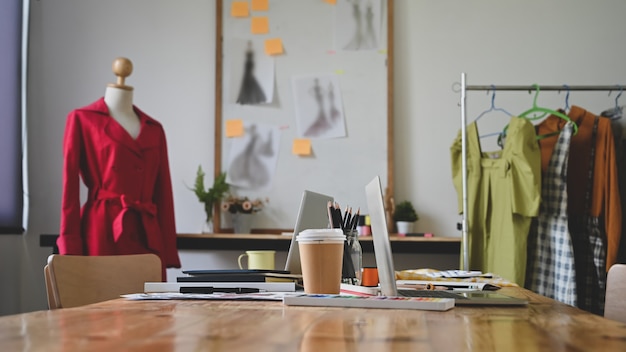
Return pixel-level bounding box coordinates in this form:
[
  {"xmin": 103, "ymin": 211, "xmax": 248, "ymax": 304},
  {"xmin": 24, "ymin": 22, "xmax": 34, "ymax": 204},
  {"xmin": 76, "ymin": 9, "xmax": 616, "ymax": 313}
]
[
  {"xmin": 177, "ymin": 269, "xmax": 302, "ymax": 283},
  {"xmin": 145, "ymin": 269, "xmax": 300, "ymax": 293}
]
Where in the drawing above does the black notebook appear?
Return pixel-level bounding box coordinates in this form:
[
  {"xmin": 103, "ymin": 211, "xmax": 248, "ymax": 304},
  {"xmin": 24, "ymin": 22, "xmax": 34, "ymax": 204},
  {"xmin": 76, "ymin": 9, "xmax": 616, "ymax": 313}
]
[
  {"xmin": 178, "ymin": 269, "xmax": 292, "ymax": 283},
  {"xmin": 182, "ymin": 269, "xmax": 290, "ymax": 276}
]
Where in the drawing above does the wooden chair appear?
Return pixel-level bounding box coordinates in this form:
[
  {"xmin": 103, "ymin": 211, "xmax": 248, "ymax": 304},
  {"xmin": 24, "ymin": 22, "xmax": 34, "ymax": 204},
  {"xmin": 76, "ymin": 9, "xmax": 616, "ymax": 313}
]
[
  {"xmin": 605, "ymin": 264, "xmax": 626, "ymax": 324},
  {"xmin": 44, "ymin": 254, "xmax": 162, "ymax": 309},
  {"xmin": 43, "ymin": 264, "xmax": 56, "ymax": 309}
]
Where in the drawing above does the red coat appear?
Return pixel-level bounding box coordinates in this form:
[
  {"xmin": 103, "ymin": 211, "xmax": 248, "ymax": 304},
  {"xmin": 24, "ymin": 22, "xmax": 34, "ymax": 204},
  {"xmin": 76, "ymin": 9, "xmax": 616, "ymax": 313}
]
[{"xmin": 58, "ymin": 98, "xmax": 181, "ymax": 278}]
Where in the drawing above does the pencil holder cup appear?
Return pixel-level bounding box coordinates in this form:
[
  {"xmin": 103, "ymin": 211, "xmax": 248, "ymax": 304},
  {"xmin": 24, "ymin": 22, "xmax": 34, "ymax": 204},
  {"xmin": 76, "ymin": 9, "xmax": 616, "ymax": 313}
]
[{"xmin": 342, "ymin": 229, "xmax": 362, "ymax": 285}]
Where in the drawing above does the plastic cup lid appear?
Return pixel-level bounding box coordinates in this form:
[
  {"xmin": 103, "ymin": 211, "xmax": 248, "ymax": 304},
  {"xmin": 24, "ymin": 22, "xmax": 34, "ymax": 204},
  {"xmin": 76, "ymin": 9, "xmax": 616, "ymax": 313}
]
[{"xmin": 296, "ymin": 228, "xmax": 345, "ymax": 242}]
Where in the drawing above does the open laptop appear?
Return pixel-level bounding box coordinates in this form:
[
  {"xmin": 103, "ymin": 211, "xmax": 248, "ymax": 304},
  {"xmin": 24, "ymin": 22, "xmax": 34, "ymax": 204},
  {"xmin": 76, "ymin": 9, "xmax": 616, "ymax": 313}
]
[
  {"xmin": 284, "ymin": 190, "xmax": 334, "ymax": 275},
  {"xmin": 365, "ymin": 176, "xmax": 528, "ymax": 306}
]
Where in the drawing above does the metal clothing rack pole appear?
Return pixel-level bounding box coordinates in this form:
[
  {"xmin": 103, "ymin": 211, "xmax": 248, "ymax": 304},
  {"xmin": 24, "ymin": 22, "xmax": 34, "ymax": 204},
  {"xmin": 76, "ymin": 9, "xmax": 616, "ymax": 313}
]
[
  {"xmin": 458, "ymin": 72, "xmax": 624, "ymax": 271},
  {"xmin": 465, "ymin": 84, "xmax": 624, "ymax": 91}
]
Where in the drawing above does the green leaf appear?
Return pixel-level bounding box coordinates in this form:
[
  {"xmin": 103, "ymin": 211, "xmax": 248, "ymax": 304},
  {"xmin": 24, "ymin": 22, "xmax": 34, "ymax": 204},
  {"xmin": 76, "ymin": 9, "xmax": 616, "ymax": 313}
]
[{"xmin": 191, "ymin": 165, "xmax": 229, "ymax": 206}]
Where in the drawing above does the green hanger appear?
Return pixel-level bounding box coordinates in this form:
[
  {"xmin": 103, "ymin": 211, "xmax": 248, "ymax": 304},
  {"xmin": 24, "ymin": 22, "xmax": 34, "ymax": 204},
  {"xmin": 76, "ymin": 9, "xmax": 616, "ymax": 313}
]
[
  {"xmin": 518, "ymin": 84, "xmax": 578, "ymax": 136},
  {"xmin": 496, "ymin": 84, "xmax": 578, "ymax": 148}
]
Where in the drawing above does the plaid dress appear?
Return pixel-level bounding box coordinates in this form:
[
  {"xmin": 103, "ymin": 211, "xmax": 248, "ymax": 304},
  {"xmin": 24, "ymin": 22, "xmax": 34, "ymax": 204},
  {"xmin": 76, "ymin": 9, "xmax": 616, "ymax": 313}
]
[
  {"xmin": 526, "ymin": 122, "xmax": 577, "ymax": 306},
  {"xmin": 570, "ymin": 116, "xmax": 607, "ymax": 315}
]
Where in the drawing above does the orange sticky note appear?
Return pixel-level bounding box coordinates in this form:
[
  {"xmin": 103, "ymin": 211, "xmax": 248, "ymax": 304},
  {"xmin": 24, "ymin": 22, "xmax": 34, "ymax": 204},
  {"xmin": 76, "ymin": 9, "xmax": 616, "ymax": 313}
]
[
  {"xmin": 251, "ymin": 0, "xmax": 269, "ymax": 11},
  {"xmin": 265, "ymin": 38, "xmax": 283, "ymax": 55},
  {"xmin": 292, "ymin": 139, "xmax": 312, "ymax": 156},
  {"xmin": 231, "ymin": 1, "xmax": 249, "ymax": 17},
  {"xmin": 324, "ymin": 0, "xmax": 337, "ymax": 4},
  {"xmin": 225, "ymin": 119, "xmax": 245, "ymax": 137},
  {"xmin": 251, "ymin": 17, "xmax": 269, "ymax": 34}
]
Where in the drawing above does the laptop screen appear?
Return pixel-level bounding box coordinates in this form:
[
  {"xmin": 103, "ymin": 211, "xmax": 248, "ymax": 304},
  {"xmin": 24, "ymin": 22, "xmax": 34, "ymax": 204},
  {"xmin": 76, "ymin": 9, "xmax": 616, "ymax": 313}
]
[
  {"xmin": 365, "ymin": 176, "xmax": 400, "ymax": 296},
  {"xmin": 365, "ymin": 176, "xmax": 529, "ymax": 306},
  {"xmin": 284, "ymin": 190, "xmax": 333, "ymax": 274}
]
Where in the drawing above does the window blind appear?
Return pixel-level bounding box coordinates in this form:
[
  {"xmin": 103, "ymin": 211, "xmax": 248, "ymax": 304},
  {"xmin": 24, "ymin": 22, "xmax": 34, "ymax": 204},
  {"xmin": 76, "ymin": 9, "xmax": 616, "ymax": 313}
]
[{"xmin": 0, "ymin": 0, "xmax": 25, "ymax": 234}]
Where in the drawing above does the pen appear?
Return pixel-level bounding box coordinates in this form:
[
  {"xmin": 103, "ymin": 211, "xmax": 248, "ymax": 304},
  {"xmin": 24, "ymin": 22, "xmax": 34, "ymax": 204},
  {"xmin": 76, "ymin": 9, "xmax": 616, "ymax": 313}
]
[
  {"xmin": 180, "ymin": 287, "xmax": 261, "ymax": 294},
  {"xmin": 396, "ymin": 284, "xmax": 453, "ymax": 291}
]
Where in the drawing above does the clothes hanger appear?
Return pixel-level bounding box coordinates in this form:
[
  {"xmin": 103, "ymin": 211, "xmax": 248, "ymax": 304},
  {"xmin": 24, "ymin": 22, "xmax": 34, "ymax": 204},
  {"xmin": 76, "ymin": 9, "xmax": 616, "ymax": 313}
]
[
  {"xmin": 600, "ymin": 85, "xmax": 623, "ymax": 120},
  {"xmin": 496, "ymin": 84, "xmax": 578, "ymax": 147},
  {"xmin": 518, "ymin": 84, "xmax": 578, "ymax": 136},
  {"xmin": 562, "ymin": 84, "xmax": 571, "ymax": 114},
  {"xmin": 476, "ymin": 85, "xmax": 514, "ymax": 138},
  {"xmin": 475, "ymin": 85, "xmax": 513, "ymax": 121}
]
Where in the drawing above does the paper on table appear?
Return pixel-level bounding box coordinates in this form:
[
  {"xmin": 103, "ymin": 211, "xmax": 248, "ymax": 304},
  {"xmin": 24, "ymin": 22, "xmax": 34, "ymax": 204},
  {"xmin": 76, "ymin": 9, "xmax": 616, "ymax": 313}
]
[{"xmin": 123, "ymin": 292, "xmax": 303, "ymax": 302}]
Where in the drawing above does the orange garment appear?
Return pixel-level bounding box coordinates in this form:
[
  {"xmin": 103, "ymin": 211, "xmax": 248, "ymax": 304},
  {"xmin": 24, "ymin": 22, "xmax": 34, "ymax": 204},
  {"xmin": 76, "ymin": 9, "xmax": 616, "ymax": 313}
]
[{"xmin": 536, "ymin": 106, "xmax": 622, "ymax": 271}]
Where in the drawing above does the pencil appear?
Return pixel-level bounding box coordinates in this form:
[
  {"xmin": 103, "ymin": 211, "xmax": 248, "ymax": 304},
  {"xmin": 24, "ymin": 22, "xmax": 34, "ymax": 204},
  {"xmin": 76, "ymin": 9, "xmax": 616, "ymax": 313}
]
[
  {"xmin": 334, "ymin": 202, "xmax": 343, "ymax": 230},
  {"xmin": 327, "ymin": 201, "xmax": 337, "ymax": 228},
  {"xmin": 349, "ymin": 208, "xmax": 360, "ymax": 231}
]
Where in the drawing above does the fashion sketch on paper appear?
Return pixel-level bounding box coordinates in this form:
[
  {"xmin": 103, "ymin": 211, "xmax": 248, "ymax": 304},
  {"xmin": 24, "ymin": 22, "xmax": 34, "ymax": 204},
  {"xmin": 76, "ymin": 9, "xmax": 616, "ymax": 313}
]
[
  {"xmin": 228, "ymin": 124, "xmax": 275, "ymax": 189},
  {"xmin": 236, "ymin": 41, "xmax": 266, "ymax": 105},
  {"xmin": 292, "ymin": 74, "xmax": 347, "ymax": 140},
  {"xmin": 343, "ymin": 0, "xmax": 378, "ymax": 50}
]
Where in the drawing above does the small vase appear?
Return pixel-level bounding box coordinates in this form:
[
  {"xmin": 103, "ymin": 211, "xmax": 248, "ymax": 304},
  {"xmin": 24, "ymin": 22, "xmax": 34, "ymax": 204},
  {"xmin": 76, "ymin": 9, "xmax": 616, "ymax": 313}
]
[
  {"xmin": 396, "ymin": 221, "xmax": 413, "ymax": 236},
  {"xmin": 202, "ymin": 203, "xmax": 215, "ymax": 233},
  {"xmin": 202, "ymin": 218, "xmax": 214, "ymax": 234},
  {"xmin": 232, "ymin": 213, "xmax": 254, "ymax": 234}
]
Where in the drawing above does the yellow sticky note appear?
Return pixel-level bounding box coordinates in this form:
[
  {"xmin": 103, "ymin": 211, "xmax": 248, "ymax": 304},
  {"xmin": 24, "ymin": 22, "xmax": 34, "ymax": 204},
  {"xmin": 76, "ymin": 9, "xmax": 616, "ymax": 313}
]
[
  {"xmin": 225, "ymin": 119, "xmax": 245, "ymax": 137},
  {"xmin": 324, "ymin": 0, "xmax": 337, "ymax": 4},
  {"xmin": 251, "ymin": 17, "xmax": 269, "ymax": 34},
  {"xmin": 265, "ymin": 38, "xmax": 283, "ymax": 55},
  {"xmin": 292, "ymin": 139, "xmax": 312, "ymax": 156},
  {"xmin": 251, "ymin": 0, "xmax": 269, "ymax": 11},
  {"xmin": 231, "ymin": 1, "xmax": 249, "ymax": 17}
]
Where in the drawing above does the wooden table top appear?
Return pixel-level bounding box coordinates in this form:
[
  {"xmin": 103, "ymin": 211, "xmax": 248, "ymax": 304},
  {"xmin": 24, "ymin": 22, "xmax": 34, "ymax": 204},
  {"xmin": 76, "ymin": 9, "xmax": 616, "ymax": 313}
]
[{"xmin": 1, "ymin": 287, "xmax": 625, "ymax": 351}]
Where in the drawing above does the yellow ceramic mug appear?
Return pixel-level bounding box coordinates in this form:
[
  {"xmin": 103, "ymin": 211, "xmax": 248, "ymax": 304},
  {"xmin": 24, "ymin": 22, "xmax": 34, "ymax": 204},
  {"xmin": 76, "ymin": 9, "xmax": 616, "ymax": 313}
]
[{"xmin": 238, "ymin": 250, "xmax": 275, "ymax": 270}]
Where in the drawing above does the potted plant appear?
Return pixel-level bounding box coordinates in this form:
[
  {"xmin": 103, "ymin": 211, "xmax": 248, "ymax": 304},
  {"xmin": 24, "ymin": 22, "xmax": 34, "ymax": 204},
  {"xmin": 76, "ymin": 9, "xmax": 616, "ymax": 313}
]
[
  {"xmin": 392, "ymin": 200, "xmax": 418, "ymax": 235},
  {"xmin": 191, "ymin": 166, "xmax": 229, "ymax": 233},
  {"xmin": 221, "ymin": 194, "xmax": 269, "ymax": 233}
]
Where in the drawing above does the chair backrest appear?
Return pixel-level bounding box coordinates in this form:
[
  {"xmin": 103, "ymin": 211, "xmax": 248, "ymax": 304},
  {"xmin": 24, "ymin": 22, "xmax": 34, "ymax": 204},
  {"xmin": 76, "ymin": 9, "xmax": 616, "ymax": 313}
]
[
  {"xmin": 605, "ymin": 264, "xmax": 626, "ymax": 323},
  {"xmin": 45, "ymin": 254, "xmax": 162, "ymax": 309},
  {"xmin": 43, "ymin": 264, "xmax": 57, "ymax": 309}
]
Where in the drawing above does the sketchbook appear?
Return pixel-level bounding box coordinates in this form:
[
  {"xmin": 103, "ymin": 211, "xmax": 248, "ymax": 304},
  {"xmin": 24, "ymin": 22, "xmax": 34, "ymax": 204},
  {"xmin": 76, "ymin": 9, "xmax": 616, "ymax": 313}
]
[{"xmin": 283, "ymin": 294, "xmax": 454, "ymax": 311}]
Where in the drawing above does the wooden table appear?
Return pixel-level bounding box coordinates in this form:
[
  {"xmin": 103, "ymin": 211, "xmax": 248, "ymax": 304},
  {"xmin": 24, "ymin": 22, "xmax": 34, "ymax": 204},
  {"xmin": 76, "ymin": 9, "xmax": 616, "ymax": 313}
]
[{"xmin": 1, "ymin": 287, "xmax": 625, "ymax": 351}]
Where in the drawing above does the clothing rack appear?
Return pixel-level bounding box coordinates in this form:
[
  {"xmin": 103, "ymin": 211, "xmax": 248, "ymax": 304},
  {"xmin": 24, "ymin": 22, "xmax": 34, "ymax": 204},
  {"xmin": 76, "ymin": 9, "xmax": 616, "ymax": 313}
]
[{"xmin": 458, "ymin": 72, "xmax": 625, "ymax": 270}]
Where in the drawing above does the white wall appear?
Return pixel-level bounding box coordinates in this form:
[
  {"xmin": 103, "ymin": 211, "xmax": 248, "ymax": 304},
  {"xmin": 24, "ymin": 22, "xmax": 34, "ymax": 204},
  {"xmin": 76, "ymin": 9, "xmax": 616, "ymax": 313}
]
[
  {"xmin": 396, "ymin": 0, "xmax": 626, "ymax": 237},
  {"xmin": 2, "ymin": 0, "xmax": 625, "ymax": 315}
]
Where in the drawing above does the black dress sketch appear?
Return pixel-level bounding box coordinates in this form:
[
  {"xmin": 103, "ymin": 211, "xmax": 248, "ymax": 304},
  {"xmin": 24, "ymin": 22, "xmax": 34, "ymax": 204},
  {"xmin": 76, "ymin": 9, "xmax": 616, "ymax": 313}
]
[
  {"xmin": 228, "ymin": 124, "xmax": 273, "ymax": 189},
  {"xmin": 236, "ymin": 41, "xmax": 266, "ymax": 105},
  {"xmin": 304, "ymin": 78, "xmax": 332, "ymax": 137}
]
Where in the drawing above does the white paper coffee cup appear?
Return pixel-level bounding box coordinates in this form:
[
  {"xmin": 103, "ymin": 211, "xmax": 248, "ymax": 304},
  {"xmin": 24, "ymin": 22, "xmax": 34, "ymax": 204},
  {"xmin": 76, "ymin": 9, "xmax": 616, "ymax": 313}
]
[{"xmin": 297, "ymin": 229, "xmax": 345, "ymax": 294}]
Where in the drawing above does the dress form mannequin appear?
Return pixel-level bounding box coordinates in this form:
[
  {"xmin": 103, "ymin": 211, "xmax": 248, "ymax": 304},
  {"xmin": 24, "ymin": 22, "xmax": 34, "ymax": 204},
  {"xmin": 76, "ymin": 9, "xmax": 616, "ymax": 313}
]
[
  {"xmin": 104, "ymin": 57, "xmax": 140, "ymax": 139},
  {"xmin": 59, "ymin": 56, "xmax": 182, "ymax": 279}
]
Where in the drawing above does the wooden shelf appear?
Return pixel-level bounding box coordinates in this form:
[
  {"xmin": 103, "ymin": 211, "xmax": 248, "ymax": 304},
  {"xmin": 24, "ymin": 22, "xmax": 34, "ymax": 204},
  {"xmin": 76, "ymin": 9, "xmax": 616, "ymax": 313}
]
[{"xmin": 40, "ymin": 233, "xmax": 461, "ymax": 254}]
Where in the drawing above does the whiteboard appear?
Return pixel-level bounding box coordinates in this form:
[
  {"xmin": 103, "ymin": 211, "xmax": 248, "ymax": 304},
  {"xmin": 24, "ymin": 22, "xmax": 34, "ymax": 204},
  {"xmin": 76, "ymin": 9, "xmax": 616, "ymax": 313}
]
[{"xmin": 214, "ymin": 0, "xmax": 393, "ymax": 232}]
